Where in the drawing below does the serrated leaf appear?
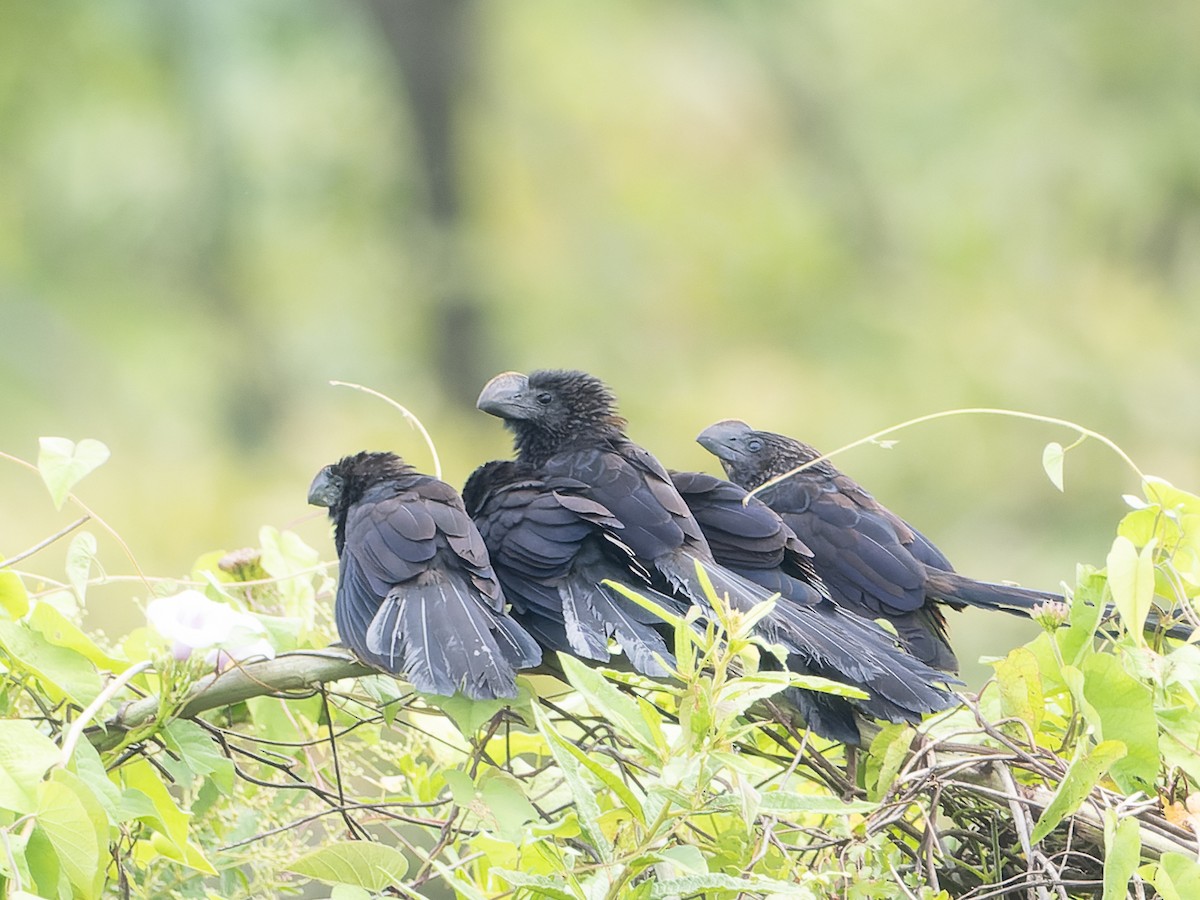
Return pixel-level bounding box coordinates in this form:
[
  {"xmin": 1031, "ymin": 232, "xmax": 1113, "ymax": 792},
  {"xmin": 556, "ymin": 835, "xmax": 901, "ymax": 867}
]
[
  {"xmin": 532, "ymin": 704, "xmax": 613, "ymax": 862},
  {"xmin": 1106, "ymin": 535, "xmax": 1155, "ymax": 640},
  {"xmin": 1030, "ymin": 739, "xmax": 1127, "ymax": 843},
  {"xmin": 1042, "ymin": 442, "xmax": 1066, "ymax": 492},
  {"xmin": 287, "ymin": 840, "xmax": 409, "ymax": 891},
  {"xmin": 0, "ymin": 720, "xmax": 60, "ymax": 813},
  {"xmin": 649, "ymin": 872, "xmax": 807, "ymax": 897},
  {"xmin": 756, "ymin": 791, "xmax": 877, "ymax": 817},
  {"xmin": 558, "ymin": 653, "xmax": 659, "ymax": 758},
  {"xmin": 494, "ymin": 869, "xmax": 580, "ymax": 900},
  {"xmin": 37, "ymin": 437, "xmax": 110, "ymax": 510}
]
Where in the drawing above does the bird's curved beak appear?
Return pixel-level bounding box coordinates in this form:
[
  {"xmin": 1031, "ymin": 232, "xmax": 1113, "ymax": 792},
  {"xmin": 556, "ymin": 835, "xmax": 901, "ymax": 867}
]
[
  {"xmin": 477, "ymin": 371, "xmax": 535, "ymax": 419},
  {"xmin": 307, "ymin": 467, "xmax": 339, "ymax": 508},
  {"xmin": 696, "ymin": 419, "xmax": 753, "ymax": 462}
]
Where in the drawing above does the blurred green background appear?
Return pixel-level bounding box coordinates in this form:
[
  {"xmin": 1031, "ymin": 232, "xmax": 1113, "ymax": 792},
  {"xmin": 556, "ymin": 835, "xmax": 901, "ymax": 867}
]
[{"xmin": 3, "ymin": 1, "xmax": 1199, "ymax": 687}]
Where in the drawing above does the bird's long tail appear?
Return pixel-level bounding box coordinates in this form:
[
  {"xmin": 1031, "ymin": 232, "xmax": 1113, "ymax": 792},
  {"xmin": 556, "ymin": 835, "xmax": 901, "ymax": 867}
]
[
  {"xmin": 924, "ymin": 568, "xmax": 1195, "ymax": 641},
  {"xmin": 658, "ymin": 552, "xmax": 960, "ymax": 730},
  {"xmin": 558, "ymin": 577, "xmax": 679, "ymax": 678},
  {"xmin": 365, "ymin": 576, "xmax": 542, "ymax": 700}
]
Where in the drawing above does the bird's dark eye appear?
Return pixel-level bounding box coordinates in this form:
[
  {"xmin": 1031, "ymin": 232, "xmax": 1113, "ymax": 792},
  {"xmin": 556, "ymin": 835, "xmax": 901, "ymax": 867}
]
[
  {"xmin": 536, "ymin": 392, "xmax": 553, "ymax": 405},
  {"xmin": 746, "ymin": 438, "xmax": 763, "ymax": 452}
]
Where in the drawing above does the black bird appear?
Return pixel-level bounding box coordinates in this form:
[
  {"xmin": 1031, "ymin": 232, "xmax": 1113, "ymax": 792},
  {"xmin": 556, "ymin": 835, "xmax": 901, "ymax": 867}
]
[
  {"xmin": 670, "ymin": 470, "xmax": 831, "ymax": 608},
  {"xmin": 462, "ymin": 459, "xmax": 679, "ymax": 678},
  {"xmin": 697, "ymin": 420, "xmax": 1074, "ymax": 672},
  {"xmin": 476, "ymin": 370, "xmax": 958, "ymax": 740},
  {"xmin": 308, "ymin": 451, "xmax": 541, "ymax": 699}
]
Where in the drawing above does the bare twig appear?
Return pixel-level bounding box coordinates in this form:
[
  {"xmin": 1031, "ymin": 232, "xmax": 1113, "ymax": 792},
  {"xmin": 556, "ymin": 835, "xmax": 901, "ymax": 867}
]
[{"xmin": 0, "ymin": 515, "xmax": 91, "ymax": 569}]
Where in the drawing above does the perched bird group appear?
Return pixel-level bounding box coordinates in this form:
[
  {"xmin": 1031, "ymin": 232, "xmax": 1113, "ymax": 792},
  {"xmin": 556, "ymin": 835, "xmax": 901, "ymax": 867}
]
[{"xmin": 308, "ymin": 368, "xmax": 1113, "ymax": 744}]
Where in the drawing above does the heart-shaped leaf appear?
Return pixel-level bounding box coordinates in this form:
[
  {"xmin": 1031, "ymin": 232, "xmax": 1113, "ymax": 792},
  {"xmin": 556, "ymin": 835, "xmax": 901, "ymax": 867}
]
[
  {"xmin": 1042, "ymin": 441, "xmax": 1066, "ymax": 492},
  {"xmin": 37, "ymin": 438, "xmax": 110, "ymax": 510}
]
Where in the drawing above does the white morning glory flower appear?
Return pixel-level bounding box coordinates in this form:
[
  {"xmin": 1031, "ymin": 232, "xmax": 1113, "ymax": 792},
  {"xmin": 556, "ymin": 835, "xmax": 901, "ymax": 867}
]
[{"xmin": 146, "ymin": 589, "xmax": 275, "ymax": 670}]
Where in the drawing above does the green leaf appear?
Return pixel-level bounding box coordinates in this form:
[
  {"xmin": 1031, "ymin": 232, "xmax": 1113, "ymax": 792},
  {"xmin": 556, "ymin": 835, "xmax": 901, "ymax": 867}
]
[
  {"xmin": 652, "ymin": 844, "xmax": 709, "ymax": 875},
  {"xmin": 69, "ymin": 739, "xmax": 121, "ymax": 821},
  {"xmin": 287, "ymin": 840, "xmax": 409, "ymax": 891},
  {"xmin": 1154, "ymin": 852, "xmax": 1200, "ymax": 900},
  {"xmin": 1106, "ymin": 535, "xmax": 1155, "ymax": 639},
  {"xmin": 993, "ymin": 647, "xmax": 1044, "ymax": 732},
  {"xmin": 28, "ymin": 600, "xmax": 127, "ymax": 671},
  {"xmin": 649, "ymin": 872, "xmax": 809, "ymax": 897},
  {"xmin": 109, "ymin": 788, "xmax": 162, "ymax": 827},
  {"xmin": 1079, "ymin": 652, "xmax": 1160, "ymax": 792},
  {"xmin": 1103, "ymin": 808, "xmax": 1141, "ymax": 900},
  {"xmin": 479, "ymin": 770, "xmax": 540, "ymax": 842},
  {"xmin": 162, "ymin": 719, "xmax": 234, "ymax": 792},
  {"xmin": 0, "ymin": 619, "xmax": 103, "ymax": 704},
  {"xmin": 756, "ymin": 791, "xmax": 877, "ymax": 817},
  {"xmin": 0, "ymin": 719, "xmax": 61, "ymax": 814},
  {"xmin": 37, "ymin": 437, "xmax": 110, "ymax": 510},
  {"xmin": 557, "ymin": 653, "xmax": 659, "ymax": 758},
  {"xmin": 1057, "ymin": 567, "xmax": 1108, "ymax": 667},
  {"xmin": 330, "ymin": 886, "xmax": 373, "ymax": 900},
  {"xmin": 24, "ymin": 823, "xmax": 63, "ymax": 899},
  {"xmin": 494, "ymin": 869, "xmax": 581, "ymax": 900},
  {"xmin": 436, "ymin": 684, "xmax": 531, "ymax": 735},
  {"xmin": 258, "ymin": 526, "xmax": 319, "ymax": 627},
  {"xmin": 532, "ymin": 703, "xmax": 613, "ymax": 863},
  {"xmin": 1042, "ymin": 441, "xmax": 1065, "ymax": 492},
  {"xmin": 0, "ymin": 570, "xmax": 30, "ymax": 619},
  {"xmin": 1030, "ymin": 740, "xmax": 1127, "ymax": 843},
  {"xmin": 124, "ymin": 758, "xmax": 191, "ymax": 849},
  {"xmin": 65, "ymin": 532, "xmax": 98, "ymax": 603},
  {"xmin": 36, "ymin": 773, "xmax": 105, "ymax": 899},
  {"xmin": 865, "ymin": 724, "xmax": 915, "ymax": 802}
]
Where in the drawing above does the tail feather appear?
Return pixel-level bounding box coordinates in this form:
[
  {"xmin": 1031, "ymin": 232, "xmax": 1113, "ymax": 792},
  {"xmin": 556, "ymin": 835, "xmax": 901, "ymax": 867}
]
[
  {"xmin": 365, "ymin": 577, "xmax": 540, "ymax": 700},
  {"xmin": 926, "ymin": 568, "xmax": 1196, "ymax": 642},
  {"xmin": 559, "ymin": 579, "xmax": 677, "ymax": 677},
  {"xmin": 659, "ymin": 552, "xmax": 959, "ymax": 727},
  {"xmin": 924, "ymin": 568, "xmax": 1058, "ymax": 614}
]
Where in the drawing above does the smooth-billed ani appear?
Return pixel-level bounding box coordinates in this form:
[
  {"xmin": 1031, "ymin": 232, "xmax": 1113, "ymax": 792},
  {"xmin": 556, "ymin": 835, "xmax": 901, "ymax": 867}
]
[
  {"xmin": 462, "ymin": 459, "xmax": 680, "ymax": 678},
  {"xmin": 308, "ymin": 451, "xmax": 541, "ymax": 699},
  {"xmin": 697, "ymin": 420, "xmax": 1162, "ymax": 671},
  {"xmin": 476, "ymin": 370, "xmax": 958, "ymax": 738}
]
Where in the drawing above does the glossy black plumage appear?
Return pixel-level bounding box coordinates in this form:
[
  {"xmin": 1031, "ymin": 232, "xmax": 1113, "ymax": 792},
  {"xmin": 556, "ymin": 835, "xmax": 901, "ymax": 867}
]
[
  {"xmin": 697, "ymin": 421, "xmax": 1068, "ymax": 672},
  {"xmin": 477, "ymin": 370, "xmax": 958, "ymax": 742},
  {"xmin": 462, "ymin": 460, "xmax": 680, "ymax": 677},
  {"xmin": 308, "ymin": 451, "xmax": 541, "ymax": 699}
]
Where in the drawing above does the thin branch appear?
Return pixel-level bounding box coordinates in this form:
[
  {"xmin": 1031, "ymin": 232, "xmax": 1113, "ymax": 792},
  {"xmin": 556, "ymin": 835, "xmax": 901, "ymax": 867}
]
[
  {"xmin": 59, "ymin": 660, "xmax": 153, "ymax": 766},
  {"xmin": 329, "ymin": 380, "xmax": 443, "ymax": 480},
  {"xmin": 90, "ymin": 649, "xmax": 373, "ymax": 751},
  {"xmin": 0, "ymin": 516, "xmax": 91, "ymax": 569},
  {"xmin": 745, "ymin": 407, "xmax": 1149, "ymax": 504}
]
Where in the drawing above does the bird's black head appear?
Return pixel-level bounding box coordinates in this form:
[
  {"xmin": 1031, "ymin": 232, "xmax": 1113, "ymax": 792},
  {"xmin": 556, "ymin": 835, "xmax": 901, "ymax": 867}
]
[
  {"xmin": 461, "ymin": 459, "xmax": 522, "ymax": 517},
  {"xmin": 308, "ymin": 452, "xmax": 416, "ymax": 545},
  {"xmin": 476, "ymin": 369, "xmax": 627, "ymax": 465},
  {"xmin": 696, "ymin": 420, "xmax": 821, "ymax": 489}
]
